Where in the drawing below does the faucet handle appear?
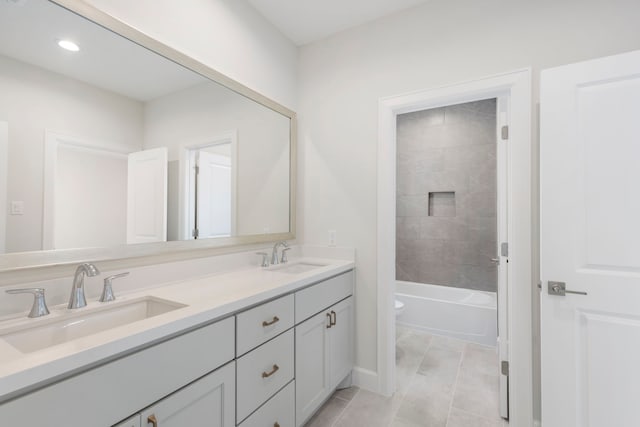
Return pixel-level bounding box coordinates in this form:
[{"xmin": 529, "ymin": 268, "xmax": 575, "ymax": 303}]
[
  {"xmin": 100, "ymin": 272, "xmax": 129, "ymax": 303},
  {"xmin": 6, "ymin": 288, "xmax": 50, "ymax": 318},
  {"xmin": 256, "ymin": 252, "xmax": 270, "ymax": 268},
  {"xmin": 281, "ymin": 247, "xmax": 291, "ymax": 264}
]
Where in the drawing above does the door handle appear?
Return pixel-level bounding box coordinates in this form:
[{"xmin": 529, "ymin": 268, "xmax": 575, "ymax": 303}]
[
  {"xmin": 330, "ymin": 310, "xmax": 337, "ymax": 326},
  {"xmin": 326, "ymin": 312, "xmax": 332, "ymax": 328},
  {"xmin": 548, "ymin": 281, "xmax": 587, "ymax": 296},
  {"xmin": 147, "ymin": 414, "xmax": 158, "ymax": 427}
]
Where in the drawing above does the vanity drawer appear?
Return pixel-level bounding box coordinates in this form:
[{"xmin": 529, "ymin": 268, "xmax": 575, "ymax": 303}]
[
  {"xmin": 239, "ymin": 380, "xmax": 295, "ymax": 427},
  {"xmin": 295, "ymin": 270, "xmax": 353, "ymax": 323},
  {"xmin": 236, "ymin": 329, "xmax": 294, "ymax": 423},
  {"xmin": 237, "ymin": 294, "xmax": 294, "ymax": 356}
]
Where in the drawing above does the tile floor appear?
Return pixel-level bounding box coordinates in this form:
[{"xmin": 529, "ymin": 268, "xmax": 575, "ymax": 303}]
[{"xmin": 304, "ymin": 326, "xmax": 508, "ymax": 427}]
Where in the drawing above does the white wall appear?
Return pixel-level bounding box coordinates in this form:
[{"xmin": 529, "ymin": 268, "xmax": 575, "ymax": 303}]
[
  {"xmin": 143, "ymin": 82, "xmax": 290, "ymax": 236},
  {"xmin": 84, "ymin": 0, "xmax": 298, "ymax": 110},
  {"xmin": 0, "ymin": 55, "xmax": 143, "ymax": 253},
  {"xmin": 297, "ymin": 0, "xmax": 640, "ymax": 408}
]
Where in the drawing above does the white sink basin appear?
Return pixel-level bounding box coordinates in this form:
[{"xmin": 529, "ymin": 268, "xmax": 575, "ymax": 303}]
[
  {"xmin": 270, "ymin": 262, "xmax": 327, "ymax": 274},
  {"xmin": 0, "ymin": 296, "xmax": 186, "ymax": 353}
]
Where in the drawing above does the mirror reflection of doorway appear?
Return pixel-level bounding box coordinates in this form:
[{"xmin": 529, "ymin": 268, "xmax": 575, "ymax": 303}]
[{"xmin": 178, "ymin": 131, "xmax": 238, "ymax": 241}]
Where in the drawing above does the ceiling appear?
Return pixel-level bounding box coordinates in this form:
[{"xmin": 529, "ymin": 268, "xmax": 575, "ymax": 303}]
[{"xmin": 247, "ymin": 0, "xmax": 431, "ymax": 46}]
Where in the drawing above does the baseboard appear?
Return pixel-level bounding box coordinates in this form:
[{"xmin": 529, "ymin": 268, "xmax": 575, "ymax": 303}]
[{"xmin": 351, "ymin": 367, "xmax": 378, "ymax": 392}]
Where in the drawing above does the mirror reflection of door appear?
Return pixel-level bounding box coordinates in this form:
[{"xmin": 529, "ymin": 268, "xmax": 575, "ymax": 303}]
[{"xmin": 189, "ymin": 140, "xmax": 237, "ymax": 240}]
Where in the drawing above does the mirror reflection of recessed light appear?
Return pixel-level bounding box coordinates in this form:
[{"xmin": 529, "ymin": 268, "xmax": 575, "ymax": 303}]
[{"xmin": 57, "ymin": 39, "xmax": 80, "ymax": 52}]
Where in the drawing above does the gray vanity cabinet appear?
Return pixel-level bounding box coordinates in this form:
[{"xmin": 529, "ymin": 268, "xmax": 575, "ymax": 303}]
[
  {"xmin": 294, "ymin": 271, "xmax": 354, "ymax": 427},
  {"xmin": 113, "ymin": 362, "xmax": 235, "ymax": 427}
]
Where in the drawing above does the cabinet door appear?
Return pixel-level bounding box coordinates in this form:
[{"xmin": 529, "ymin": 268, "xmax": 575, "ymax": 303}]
[
  {"xmin": 329, "ymin": 296, "xmax": 354, "ymax": 388},
  {"xmin": 113, "ymin": 415, "xmax": 140, "ymax": 427},
  {"xmin": 140, "ymin": 362, "xmax": 235, "ymax": 427},
  {"xmin": 295, "ymin": 310, "xmax": 331, "ymax": 427}
]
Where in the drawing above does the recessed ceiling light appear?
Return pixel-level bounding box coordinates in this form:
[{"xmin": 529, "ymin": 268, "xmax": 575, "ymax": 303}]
[{"xmin": 57, "ymin": 39, "xmax": 80, "ymax": 52}]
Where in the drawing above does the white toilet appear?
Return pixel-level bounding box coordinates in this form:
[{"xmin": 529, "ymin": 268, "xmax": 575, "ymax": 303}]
[{"xmin": 395, "ymin": 299, "xmax": 405, "ymax": 317}]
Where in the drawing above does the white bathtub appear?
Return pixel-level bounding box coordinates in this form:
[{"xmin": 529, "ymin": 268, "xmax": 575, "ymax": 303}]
[{"xmin": 396, "ymin": 281, "xmax": 497, "ymax": 347}]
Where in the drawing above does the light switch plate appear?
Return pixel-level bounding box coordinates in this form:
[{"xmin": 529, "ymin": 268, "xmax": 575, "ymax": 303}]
[
  {"xmin": 10, "ymin": 201, "xmax": 24, "ymax": 215},
  {"xmin": 329, "ymin": 230, "xmax": 336, "ymax": 246}
]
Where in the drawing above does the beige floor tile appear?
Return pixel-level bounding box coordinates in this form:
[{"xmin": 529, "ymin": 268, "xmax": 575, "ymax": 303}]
[
  {"xmin": 461, "ymin": 343, "xmax": 499, "ymax": 377},
  {"xmin": 333, "ymin": 389, "xmax": 401, "ymax": 427},
  {"xmin": 305, "ymin": 396, "xmax": 349, "ymax": 427},
  {"xmin": 395, "ymin": 374, "xmax": 451, "ymax": 427},
  {"xmin": 451, "ymin": 369, "xmax": 501, "ymax": 421},
  {"xmin": 396, "ymin": 330, "xmax": 433, "ymax": 396},
  {"xmin": 417, "ymin": 346, "xmax": 462, "ymax": 391},
  {"xmin": 429, "ymin": 335, "xmax": 468, "ymax": 352},
  {"xmin": 446, "ymin": 408, "xmax": 504, "ymax": 427},
  {"xmin": 333, "ymin": 386, "xmax": 359, "ymax": 402}
]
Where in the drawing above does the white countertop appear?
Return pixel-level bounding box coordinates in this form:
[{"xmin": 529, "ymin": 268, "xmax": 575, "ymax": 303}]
[{"xmin": 0, "ymin": 257, "xmax": 354, "ymax": 402}]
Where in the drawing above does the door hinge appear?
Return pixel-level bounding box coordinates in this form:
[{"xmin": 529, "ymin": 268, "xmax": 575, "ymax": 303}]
[
  {"xmin": 501, "ymin": 360, "xmax": 509, "ymax": 376},
  {"xmin": 501, "ymin": 125, "xmax": 509, "ymax": 140},
  {"xmin": 192, "ymin": 228, "xmax": 199, "ymax": 239},
  {"xmin": 501, "ymin": 242, "xmax": 509, "ymax": 257}
]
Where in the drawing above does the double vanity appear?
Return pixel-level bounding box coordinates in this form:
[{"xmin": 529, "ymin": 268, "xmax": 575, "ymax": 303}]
[{"xmin": 0, "ymin": 255, "xmax": 355, "ymax": 427}]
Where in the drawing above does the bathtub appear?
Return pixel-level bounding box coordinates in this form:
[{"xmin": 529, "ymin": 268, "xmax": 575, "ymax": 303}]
[{"xmin": 396, "ymin": 281, "xmax": 497, "ymax": 347}]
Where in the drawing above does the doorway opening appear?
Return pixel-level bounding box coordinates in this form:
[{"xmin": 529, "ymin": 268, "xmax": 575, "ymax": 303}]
[
  {"xmin": 376, "ymin": 70, "xmax": 532, "ymax": 426},
  {"xmin": 177, "ymin": 131, "xmax": 238, "ymax": 241},
  {"xmin": 394, "ymin": 97, "xmax": 509, "ymax": 423}
]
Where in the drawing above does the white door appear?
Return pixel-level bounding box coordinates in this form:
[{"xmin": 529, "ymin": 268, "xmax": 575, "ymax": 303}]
[
  {"xmin": 127, "ymin": 147, "xmax": 168, "ymax": 244},
  {"xmin": 540, "ymin": 50, "xmax": 640, "ymax": 427},
  {"xmin": 140, "ymin": 362, "xmax": 235, "ymax": 427},
  {"xmin": 295, "ymin": 310, "xmax": 331, "ymax": 426},
  {"xmin": 328, "ymin": 296, "xmax": 354, "ymax": 387},
  {"xmin": 197, "ymin": 151, "xmax": 232, "ymax": 238}
]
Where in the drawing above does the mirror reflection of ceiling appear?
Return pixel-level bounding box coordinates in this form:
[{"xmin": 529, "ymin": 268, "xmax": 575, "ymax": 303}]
[{"xmin": 0, "ymin": 0, "xmax": 206, "ymax": 100}]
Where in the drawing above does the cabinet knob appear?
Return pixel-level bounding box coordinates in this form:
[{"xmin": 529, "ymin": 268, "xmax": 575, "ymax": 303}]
[{"xmin": 147, "ymin": 414, "xmax": 158, "ymax": 427}]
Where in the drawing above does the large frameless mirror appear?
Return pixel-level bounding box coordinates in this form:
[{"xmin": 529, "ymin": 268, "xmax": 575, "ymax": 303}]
[{"xmin": 0, "ymin": 0, "xmax": 295, "ymax": 271}]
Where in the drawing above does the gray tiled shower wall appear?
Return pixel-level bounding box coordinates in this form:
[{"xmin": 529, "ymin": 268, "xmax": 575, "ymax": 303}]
[{"xmin": 395, "ymin": 99, "xmax": 497, "ymax": 292}]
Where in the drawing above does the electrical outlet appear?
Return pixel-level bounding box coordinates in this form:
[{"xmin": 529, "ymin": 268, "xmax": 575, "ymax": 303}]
[
  {"xmin": 10, "ymin": 201, "xmax": 24, "ymax": 215},
  {"xmin": 329, "ymin": 230, "xmax": 336, "ymax": 247}
]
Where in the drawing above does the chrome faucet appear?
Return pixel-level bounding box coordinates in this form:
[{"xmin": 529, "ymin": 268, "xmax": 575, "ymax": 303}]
[
  {"xmin": 68, "ymin": 263, "xmax": 100, "ymax": 309},
  {"xmin": 271, "ymin": 241, "xmax": 289, "ymax": 265}
]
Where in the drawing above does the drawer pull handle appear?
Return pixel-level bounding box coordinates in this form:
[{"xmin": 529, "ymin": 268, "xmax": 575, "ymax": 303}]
[
  {"xmin": 262, "ymin": 316, "xmax": 280, "ymax": 327},
  {"xmin": 326, "ymin": 312, "xmax": 332, "ymax": 329},
  {"xmin": 147, "ymin": 414, "xmax": 158, "ymax": 427},
  {"xmin": 330, "ymin": 310, "xmax": 337, "ymax": 326},
  {"xmin": 262, "ymin": 364, "xmax": 280, "ymax": 378}
]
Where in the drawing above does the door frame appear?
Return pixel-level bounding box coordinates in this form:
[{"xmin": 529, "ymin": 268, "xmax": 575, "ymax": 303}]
[
  {"xmin": 376, "ymin": 69, "xmax": 532, "ymax": 425},
  {"xmin": 42, "ymin": 130, "xmax": 130, "ymax": 250},
  {"xmin": 177, "ymin": 130, "xmax": 238, "ymax": 240},
  {"xmin": 0, "ymin": 121, "xmax": 7, "ymax": 254}
]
